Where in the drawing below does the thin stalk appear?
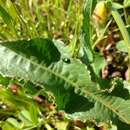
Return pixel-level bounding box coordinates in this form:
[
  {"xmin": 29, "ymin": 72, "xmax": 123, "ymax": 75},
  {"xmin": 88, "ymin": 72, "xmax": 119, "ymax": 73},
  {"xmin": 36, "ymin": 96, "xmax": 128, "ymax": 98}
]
[
  {"xmin": 123, "ymin": 8, "xmax": 129, "ymax": 25},
  {"xmin": 92, "ymin": 20, "xmax": 112, "ymax": 49},
  {"xmin": 111, "ymin": 24, "xmax": 130, "ymax": 33},
  {"xmin": 69, "ymin": 1, "xmax": 81, "ymax": 57},
  {"xmin": 13, "ymin": 4, "xmax": 29, "ymax": 38}
]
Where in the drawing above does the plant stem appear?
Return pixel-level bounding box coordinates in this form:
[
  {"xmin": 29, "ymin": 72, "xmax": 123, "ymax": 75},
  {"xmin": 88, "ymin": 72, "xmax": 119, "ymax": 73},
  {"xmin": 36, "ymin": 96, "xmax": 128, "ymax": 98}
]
[{"xmin": 92, "ymin": 20, "xmax": 112, "ymax": 49}]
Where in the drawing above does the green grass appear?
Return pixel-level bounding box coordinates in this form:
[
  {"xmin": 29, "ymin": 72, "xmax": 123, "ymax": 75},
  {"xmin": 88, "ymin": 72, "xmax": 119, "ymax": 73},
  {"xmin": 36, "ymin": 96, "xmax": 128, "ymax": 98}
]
[{"xmin": 0, "ymin": 0, "xmax": 83, "ymax": 45}]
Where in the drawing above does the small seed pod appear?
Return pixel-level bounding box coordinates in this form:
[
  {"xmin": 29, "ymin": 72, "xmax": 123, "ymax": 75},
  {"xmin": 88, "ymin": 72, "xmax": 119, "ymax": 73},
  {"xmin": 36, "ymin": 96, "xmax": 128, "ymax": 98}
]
[{"xmin": 92, "ymin": 1, "xmax": 108, "ymax": 25}]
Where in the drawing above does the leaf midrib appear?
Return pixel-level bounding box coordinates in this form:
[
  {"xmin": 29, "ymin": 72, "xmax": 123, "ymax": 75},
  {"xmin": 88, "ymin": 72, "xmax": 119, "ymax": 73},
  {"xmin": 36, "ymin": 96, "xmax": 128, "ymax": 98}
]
[
  {"xmin": 1, "ymin": 45, "xmax": 130, "ymax": 124},
  {"xmin": 85, "ymin": 91, "xmax": 130, "ymax": 124}
]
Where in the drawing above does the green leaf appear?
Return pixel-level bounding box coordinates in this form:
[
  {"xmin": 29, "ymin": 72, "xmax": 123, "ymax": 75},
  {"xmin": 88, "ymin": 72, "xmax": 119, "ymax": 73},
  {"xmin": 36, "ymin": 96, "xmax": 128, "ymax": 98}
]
[
  {"xmin": 0, "ymin": 38, "xmax": 96, "ymax": 111},
  {"xmin": 5, "ymin": 0, "xmax": 18, "ymax": 21},
  {"xmin": 112, "ymin": 2, "xmax": 123, "ymax": 9},
  {"xmin": 114, "ymin": 119, "xmax": 130, "ymax": 130},
  {"xmin": 111, "ymin": 8, "xmax": 130, "ymax": 59},
  {"xmin": 66, "ymin": 94, "xmax": 130, "ymax": 125},
  {"xmin": 0, "ymin": 74, "xmax": 10, "ymax": 86},
  {"xmin": 1, "ymin": 38, "xmax": 61, "ymax": 66},
  {"xmin": 53, "ymin": 39, "xmax": 71, "ymax": 58},
  {"xmin": 80, "ymin": 0, "xmax": 98, "ymax": 82},
  {"xmin": 1, "ymin": 38, "xmax": 130, "ymax": 126},
  {"xmin": 6, "ymin": 118, "xmax": 21, "ymax": 129},
  {"xmin": 2, "ymin": 122, "xmax": 18, "ymax": 130},
  {"xmin": 80, "ymin": 0, "xmax": 96, "ymax": 62},
  {"xmin": 0, "ymin": 5, "xmax": 13, "ymax": 26},
  {"xmin": 29, "ymin": 104, "xmax": 39, "ymax": 125},
  {"xmin": 1, "ymin": 117, "xmax": 22, "ymax": 130},
  {"xmin": 116, "ymin": 40, "xmax": 128, "ymax": 52},
  {"xmin": 93, "ymin": 53, "xmax": 106, "ymax": 76},
  {"xmin": 18, "ymin": 110, "xmax": 35, "ymax": 127},
  {"xmin": 124, "ymin": 0, "xmax": 130, "ymax": 7},
  {"xmin": 110, "ymin": 78, "xmax": 130, "ymax": 100}
]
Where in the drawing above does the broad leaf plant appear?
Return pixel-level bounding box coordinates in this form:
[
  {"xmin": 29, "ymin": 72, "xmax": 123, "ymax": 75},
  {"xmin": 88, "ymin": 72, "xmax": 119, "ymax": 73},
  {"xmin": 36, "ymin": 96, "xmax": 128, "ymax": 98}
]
[{"xmin": 0, "ymin": 0, "xmax": 130, "ymax": 130}]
